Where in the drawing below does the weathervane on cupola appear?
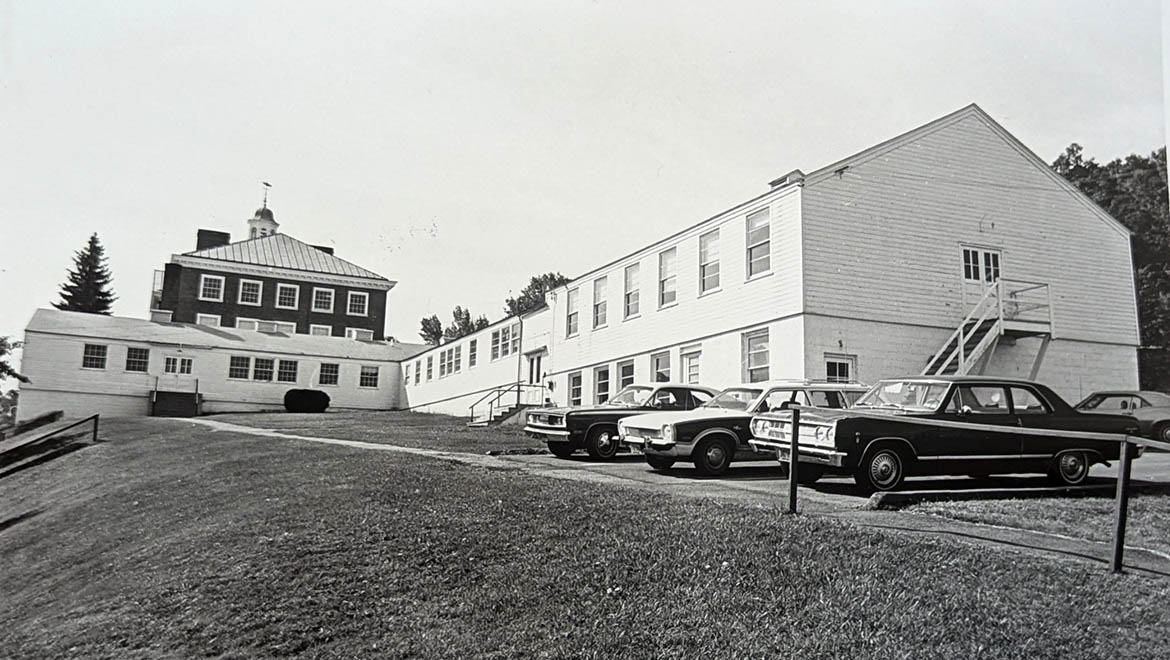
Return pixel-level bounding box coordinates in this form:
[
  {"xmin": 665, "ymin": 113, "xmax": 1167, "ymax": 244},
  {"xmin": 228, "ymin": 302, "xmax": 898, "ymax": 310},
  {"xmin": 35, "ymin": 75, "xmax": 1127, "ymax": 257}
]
[{"xmin": 247, "ymin": 181, "xmax": 280, "ymax": 239}]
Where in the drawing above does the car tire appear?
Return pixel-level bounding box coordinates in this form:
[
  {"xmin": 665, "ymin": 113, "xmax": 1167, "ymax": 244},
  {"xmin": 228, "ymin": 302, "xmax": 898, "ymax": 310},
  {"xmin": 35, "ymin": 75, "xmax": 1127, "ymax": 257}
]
[
  {"xmin": 693, "ymin": 436, "xmax": 734, "ymax": 476},
  {"xmin": 646, "ymin": 455, "xmax": 675, "ymax": 471},
  {"xmin": 1154, "ymin": 422, "xmax": 1170, "ymax": 445},
  {"xmin": 548, "ymin": 444, "xmax": 574, "ymax": 459},
  {"xmin": 585, "ymin": 426, "xmax": 620, "ymax": 460},
  {"xmin": 1048, "ymin": 450, "xmax": 1090, "ymax": 486},
  {"xmin": 854, "ymin": 445, "xmax": 906, "ymax": 493}
]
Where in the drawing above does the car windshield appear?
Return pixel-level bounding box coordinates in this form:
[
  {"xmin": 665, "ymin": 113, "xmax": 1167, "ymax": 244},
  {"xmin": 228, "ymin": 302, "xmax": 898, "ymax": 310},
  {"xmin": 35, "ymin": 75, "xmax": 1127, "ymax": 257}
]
[
  {"xmin": 606, "ymin": 385, "xmax": 654, "ymax": 407},
  {"xmin": 704, "ymin": 388, "xmax": 764, "ymax": 411},
  {"xmin": 854, "ymin": 380, "xmax": 950, "ymax": 412}
]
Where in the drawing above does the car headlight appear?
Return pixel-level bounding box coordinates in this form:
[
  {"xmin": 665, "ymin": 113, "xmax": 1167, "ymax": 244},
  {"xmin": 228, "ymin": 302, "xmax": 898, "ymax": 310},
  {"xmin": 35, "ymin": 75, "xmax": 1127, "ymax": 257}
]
[
  {"xmin": 751, "ymin": 419, "xmax": 765, "ymax": 436},
  {"xmin": 662, "ymin": 424, "xmax": 675, "ymax": 442},
  {"xmin": 617, "ymin": 422, "xmax": 626, "ymax": 437}
]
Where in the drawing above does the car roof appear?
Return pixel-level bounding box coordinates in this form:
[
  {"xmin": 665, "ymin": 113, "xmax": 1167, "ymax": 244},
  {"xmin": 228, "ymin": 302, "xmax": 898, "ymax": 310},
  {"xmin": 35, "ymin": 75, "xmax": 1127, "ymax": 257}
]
[
  {"xmin": 877, "ymin": 375, "xmax": 1047, "ymax": 386},
  {"xmin": 628, "ymin": 382, "xmax": 719, "ymax": 393},
  {"xmin": 1084, "ymin": 390, "xmax": 1169, "ymax": 397},
  {"xmin": 721, "ymin": 380, "xmax": 870, "ymax": 390}
]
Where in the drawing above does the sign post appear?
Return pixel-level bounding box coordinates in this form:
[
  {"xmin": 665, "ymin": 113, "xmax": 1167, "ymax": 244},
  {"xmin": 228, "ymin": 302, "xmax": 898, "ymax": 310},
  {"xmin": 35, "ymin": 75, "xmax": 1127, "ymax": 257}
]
[
  {"xmin": 1110, "ymin": 439, "xmax": 1134, "ymax": 574},
  {"xmin": 787, "ymin": 407, "xmax": 800, "ymax": 515}
]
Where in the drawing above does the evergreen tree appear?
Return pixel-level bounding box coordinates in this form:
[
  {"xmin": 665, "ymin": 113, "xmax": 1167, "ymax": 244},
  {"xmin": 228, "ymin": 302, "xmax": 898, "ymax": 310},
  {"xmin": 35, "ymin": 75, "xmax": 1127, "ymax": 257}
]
[
  {"xmin": 504, "ymin": 272, "xmax": 570, "ymax": 317},
  {"xmin": 419, "ymin": 315, "xmax": 444, "ymax": 345},
  {"xmin": 53, "ymin": 233, "xmax": 117, "ymax": 314},
  {"xmin": 442, "ymin": 306, "xmax": 491, "ymax": 341}
]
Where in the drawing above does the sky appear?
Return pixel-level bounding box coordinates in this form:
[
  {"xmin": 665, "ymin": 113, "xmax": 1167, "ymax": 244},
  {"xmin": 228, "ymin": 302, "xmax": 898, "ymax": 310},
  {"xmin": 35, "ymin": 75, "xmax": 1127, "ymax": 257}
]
[{"xmin": 1, "ymin": 1, "xmax": 1165, "ymax": 383}]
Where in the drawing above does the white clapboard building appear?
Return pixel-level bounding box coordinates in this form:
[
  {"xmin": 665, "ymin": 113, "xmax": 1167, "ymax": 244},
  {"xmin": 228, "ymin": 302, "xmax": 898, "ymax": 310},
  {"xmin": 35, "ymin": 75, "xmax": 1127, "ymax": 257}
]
[{"xmin": 403, "ymin": 104, "xmax": 1139, "ymax": 420}]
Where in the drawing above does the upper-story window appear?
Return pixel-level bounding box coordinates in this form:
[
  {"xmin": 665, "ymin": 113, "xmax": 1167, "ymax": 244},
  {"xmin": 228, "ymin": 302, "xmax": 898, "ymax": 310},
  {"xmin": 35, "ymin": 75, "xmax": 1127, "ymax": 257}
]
[
  {"xmin": 198, "ymin": 274, "xmax": 225, "ymax": 302},
  {"xmin": 347, "ymin": 291, "xmax": 369, "ymax": 317},
  {"xmin": 238, "ymin": 279, "xmax": 263, "ymax": 306},
  {"xmin": 699, "ymin": 229, "xmax": 720, "ymax": 293},
  {"xmin": 312, "ymin": 288, "xmax": 335, "ymax": 313},
  {"xmin": 962, "ymin": 247, "xmax": 1001, "ymax": 284},
  {"xmin": 658, "ymin": 247, "xmax": 677, "ymax": 307},
  {"xmin": 624, "ymin": 263, "xmax": 640, "ymax": 318},
  {"xmin": 593, "ymin": 276, "xmax": 607, "ymax": 328},
  {"xmin": 565, "ymin": 287, "xmax": 579, "ymax": 337},
  {"xmin": 275, "ymin": 283, "xmax": 300, "ymax": 310},
  {"xmin": 746, "ymin": 208, "xmax": 771, "ymax": 278}
]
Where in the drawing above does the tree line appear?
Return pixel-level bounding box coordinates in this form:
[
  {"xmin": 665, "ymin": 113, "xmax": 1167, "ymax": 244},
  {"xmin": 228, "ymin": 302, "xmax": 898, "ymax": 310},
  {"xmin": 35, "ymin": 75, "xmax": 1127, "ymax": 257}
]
[{"xmin": 418, "ymin": 272, "xmax": 569, "ymax": 345}]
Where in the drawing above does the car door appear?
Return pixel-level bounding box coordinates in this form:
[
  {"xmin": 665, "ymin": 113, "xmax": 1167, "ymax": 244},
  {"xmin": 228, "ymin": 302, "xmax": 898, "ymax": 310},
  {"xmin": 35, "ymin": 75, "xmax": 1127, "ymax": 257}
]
[
  {"xmin": 1010, "ymin": 385, "xmax": 1069, "ymax": 464},
  {"xmin": 923, "ymin": 385, "xmax": 1021, "ymax": 468}
]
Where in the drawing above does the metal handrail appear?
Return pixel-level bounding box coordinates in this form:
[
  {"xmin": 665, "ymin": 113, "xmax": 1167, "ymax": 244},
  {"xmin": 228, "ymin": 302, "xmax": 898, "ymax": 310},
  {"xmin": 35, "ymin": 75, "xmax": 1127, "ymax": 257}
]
[
  {"xmin": 924, "ymin": 282, "xmax": 1000, "ymax": 375},
  {"xmin": 33, "ymin": 414, "xmax": 100, "ymax": 444},
  {"xmin": 468, "ymin": 383, "xmax": 546, "ymax": 423}
]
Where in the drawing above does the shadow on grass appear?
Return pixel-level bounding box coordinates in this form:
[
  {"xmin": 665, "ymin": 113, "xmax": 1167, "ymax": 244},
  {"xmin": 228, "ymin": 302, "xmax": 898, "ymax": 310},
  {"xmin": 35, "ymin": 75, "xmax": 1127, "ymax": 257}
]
[{"xmin": 0, "ymin": 509, "xmax": 42, "ymax": 534}]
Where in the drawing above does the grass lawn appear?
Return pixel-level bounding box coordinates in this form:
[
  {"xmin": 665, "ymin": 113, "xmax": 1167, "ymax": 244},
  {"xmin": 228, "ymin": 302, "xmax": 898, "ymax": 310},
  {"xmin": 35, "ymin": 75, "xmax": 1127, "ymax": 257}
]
[
  {"xmin": 905, "ymin": 493, "xmax": 1170, "ymax": 557},
  {"xmin": 210, "ymin": 409, "xmax": 547, "ymax": 454},
  {"xmin": 1, "ymin": 417, "xmax": 1169, "ymax": 659}
]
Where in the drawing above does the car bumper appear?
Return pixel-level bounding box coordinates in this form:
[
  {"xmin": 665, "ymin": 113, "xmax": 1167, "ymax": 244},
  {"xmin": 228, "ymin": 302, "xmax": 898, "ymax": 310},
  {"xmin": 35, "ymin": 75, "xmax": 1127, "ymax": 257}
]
[
  {"xmin": 622, "ymin": 435, "xmax": 694, "ymax": 458},
  {"xmin": 749, "ymin": 439, "xmax": 846, "ymax": 467},
  {"xmin": 524, "ymin": 425, "xmax": 571, "ymax": 441}
]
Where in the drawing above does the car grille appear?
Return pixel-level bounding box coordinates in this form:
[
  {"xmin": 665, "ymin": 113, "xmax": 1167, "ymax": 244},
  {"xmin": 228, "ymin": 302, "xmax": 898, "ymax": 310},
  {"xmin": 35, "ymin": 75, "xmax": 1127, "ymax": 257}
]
[{"xmin": 623, "ymin": 427, "xmax": 661, "ymax": 441}]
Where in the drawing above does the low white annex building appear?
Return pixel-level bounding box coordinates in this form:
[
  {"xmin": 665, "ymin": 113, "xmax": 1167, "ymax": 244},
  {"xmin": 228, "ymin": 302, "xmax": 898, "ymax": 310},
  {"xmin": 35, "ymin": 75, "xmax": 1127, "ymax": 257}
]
[{"xmin": 402, "ymin": 104, "xmax": 1139, "ymax": 420}]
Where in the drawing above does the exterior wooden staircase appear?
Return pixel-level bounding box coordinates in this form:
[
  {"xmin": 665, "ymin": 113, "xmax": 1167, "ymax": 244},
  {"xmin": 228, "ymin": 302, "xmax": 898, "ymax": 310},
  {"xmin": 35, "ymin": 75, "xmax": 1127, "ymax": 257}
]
[{"xmin": 922, "ymin": 279, "xmax": 1054, "ymax": 378}]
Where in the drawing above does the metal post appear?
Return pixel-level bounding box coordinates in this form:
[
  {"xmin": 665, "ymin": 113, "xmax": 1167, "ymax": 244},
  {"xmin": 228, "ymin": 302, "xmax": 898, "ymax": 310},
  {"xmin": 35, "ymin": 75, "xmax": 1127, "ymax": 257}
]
[
  {"xmin": 93, "ymin": 415, "xmax": 99, "ymax": 443},
  {"xmin": 787, "ymin": 408, "xmax": 800, "ymax": 514},
  {"xmin": 1111, "ymin": 440, "xmax": 1135, "ymax": 573}
]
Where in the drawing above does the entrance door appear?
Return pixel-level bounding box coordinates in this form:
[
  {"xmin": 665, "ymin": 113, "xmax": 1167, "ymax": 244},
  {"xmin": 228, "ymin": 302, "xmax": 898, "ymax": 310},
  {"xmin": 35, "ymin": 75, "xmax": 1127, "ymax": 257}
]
[{"xmin": 527, "ymin": 354, "xmax": 543, "ymax": 384}]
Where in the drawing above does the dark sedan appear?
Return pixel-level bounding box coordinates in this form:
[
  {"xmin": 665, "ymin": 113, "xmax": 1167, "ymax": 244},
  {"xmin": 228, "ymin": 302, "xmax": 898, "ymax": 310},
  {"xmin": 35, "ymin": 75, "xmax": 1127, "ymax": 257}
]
[
  {"xmin": 524, "ymin": 383, "xmax": 718, "ymax": 460},
  {"xmin": 1075, "ymin": 390, "xmax": 1170, "ymax": 444},
  {"xmin": 749, "ymin": 376, "xmax": 1141, "ymax": 492}
]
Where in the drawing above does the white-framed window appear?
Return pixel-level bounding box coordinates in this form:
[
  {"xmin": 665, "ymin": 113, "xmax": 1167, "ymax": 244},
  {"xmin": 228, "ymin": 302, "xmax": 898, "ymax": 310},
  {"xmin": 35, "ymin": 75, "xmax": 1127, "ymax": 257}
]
[
  {"xmin": 228, "ymin": 356, "xmax": 251, "ymax": 379},
  {"xmin": 81, "ymin": 344, "xmax": 107, "ymax": 369},
  {"xmin": 426, "ymin": 356, "xmax": 433, "ymax": 380},
  {"xmin": 198, "ymin": 274, "xmax": 225, "ymax": 302},
  {"xmin": 319, "ymin": 362, "xmax": 340, "ymax": 386},
  {"xmin": 277, "ymin": 360, "xmax": 298, "ymax": 383},
  {"xmin": 617, "ymin": 360, "xmax": 635, "ymax": 389},
  {"xmin": 252, "ymin": 358, "xmax": 274, "ymax": 381},
  {"xmin": 746, "ymin": 208, "xmax": 771, "ymax": 278},
  {"xmin": 125, "ymin": 347, "xmax": 150, "ymax": 373},
  {"xmin": 404, "ymin": 363, "xmax": 411, "ymax": 385},
  {"xmin": 164, "ymin": 356, "xmax": 193, "ymax": 375},
  {"xmin": 275, "ymin": 283, "xmax": 300, "ymax": 310},
  {"xmin": 272, "ymin": 321, "xmax": 296, "ymax": 334},
  {"xmin": 593, "ymin": 276, "xmax": 607, "ymax": 329},
  {"xmin": 309, "ymin": 324, "xmax": 332, "ymax": 336},
  {"xmin": 346, "ymin": 327, "xmax": 374, "ymax": 341},
  {"xmin": 195, "ymin": 313, "xmax": 221, "ymax": 327},
  {"xmin": 468, "ymin": 339, "xmax": 478, "ymax": 368},
  {"xmin": 825, "ymin": 354, "xmax": 856, "ymax": 383},
  {"xmin": 238, "ymin": 279, "xmax": 263, "ymax": 306},
  {"xmin": 359, "ymin": 365, "xmax": 380, "ymax": 388},
  {"xmin": 651, "ymin": 351, "xmax": 671, "ymax": 382},
  {"xmin": 236, "ymin": 317, "xmax": 260, "ymax": 332},
  {"xmin": 347, "ymin": 291, "xmax": 369, "ymax": 316},
  {"xmin": 681, "ymin": 346, "xmax": 701, "ymax": 385},
  {"xmin": 414, "ymin": 361, "xmax": 421, "ymax": 385},
  {"xmin": 962, "ymin": 247, "xmax": 1001, "ymax": 284},
  {"xmin": 699, "ymin": 229, "xmax": 720, "ymax": 294},
  {"xmin": 439, "ymin": 346, "xmax": 462, "ymax": 378},
  {"xmin": 566, "ymin": 287, "xmax": 579, "ymax": 337},
  {"xmin": 624, "ymin": 263, "xmax": 640, "ymax": 319},
  {"xmin": 491, "ymin": 323, "xmax": 520, "ymax": 360},
  {"xmin": 743, "ymin": 329, "xmax": 769, "ymax": 383},
  {"xmin": 312, "ymin": 287, "xmax": 335, "ymax": 313},
  {"xmin": 568, "ymin": 371, "xmax": 583, "ymax": 406},
  {"xmin": 595, "ymin": 366, "xmax": 610, "ymax": 404},
  {"xmin": 658, "ymin": 247, "xmax": 677, "ymax": 307}
]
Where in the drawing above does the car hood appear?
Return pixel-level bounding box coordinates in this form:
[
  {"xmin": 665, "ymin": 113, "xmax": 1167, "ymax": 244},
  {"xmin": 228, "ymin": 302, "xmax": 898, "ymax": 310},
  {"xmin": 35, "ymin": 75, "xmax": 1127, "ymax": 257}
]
[
  {"xmin": 527, "ymin": 407, "xmax": 572, "ymax": 417},
  {"xmin": 622, "ymin": 408, "xmax": 748, "ymax": 430}
]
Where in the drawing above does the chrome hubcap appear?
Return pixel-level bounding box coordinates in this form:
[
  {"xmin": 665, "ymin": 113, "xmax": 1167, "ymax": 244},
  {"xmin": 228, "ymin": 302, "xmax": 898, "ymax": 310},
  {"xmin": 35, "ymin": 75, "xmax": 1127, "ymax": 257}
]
[
  {"xmin": 869, "ymin": 451, "xmax": 900, "ymax": 487},
  {"xmin": 1059, "ymin": 453, "xmax": 1086, "ymax": 480},
  {"xmin": 706, "ymin": 445, "xmax": 726, "ymax": 466},
  {"xmin": 596, "ymin": 432, "xmax": 614, "ymax": 453}
]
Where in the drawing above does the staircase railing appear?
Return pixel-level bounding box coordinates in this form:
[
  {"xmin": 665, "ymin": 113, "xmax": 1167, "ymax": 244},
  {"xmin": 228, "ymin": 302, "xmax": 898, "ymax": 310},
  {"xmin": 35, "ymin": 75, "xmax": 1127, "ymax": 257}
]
[
  {"xmin": 926, "ymin": 279, "xmax": 1054, "ymax": 376},
  {"xmin": 924, "ymin": 281, "xmax": 1002, "ymax": 376},
  {"xmin": 468, "ymin": 383, "xmax": 547, "ymax": 424}
]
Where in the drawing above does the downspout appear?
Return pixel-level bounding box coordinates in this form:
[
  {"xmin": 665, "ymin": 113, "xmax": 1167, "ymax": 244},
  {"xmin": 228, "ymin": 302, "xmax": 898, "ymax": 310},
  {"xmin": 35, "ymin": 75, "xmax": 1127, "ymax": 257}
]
[{"xmin": 515, "ymin": 315, "xmax": 524, "ymax": 408}]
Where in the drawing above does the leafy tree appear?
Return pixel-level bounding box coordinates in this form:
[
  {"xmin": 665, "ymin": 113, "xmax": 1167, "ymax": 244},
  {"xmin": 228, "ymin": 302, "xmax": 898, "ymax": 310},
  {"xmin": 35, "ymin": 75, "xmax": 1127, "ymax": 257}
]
[
  {"xmin": 0, "ymin": 337, "xmax": 28, "ymax": 384},
  {"xmin": 1053, "ymin": 144, "xmax": 1170, "ymax": 389},
  {"xmin": 53, "ymin": 233, "xmax": 117, "ymax": 314},
  {"xmin": 442, "ymin": 306, "xmax": 490, "ymax": 341},
  {"xmin": 0, "ymin": 389, "xmax": 18, "ymax": 430},
  {"xmin": 419, "ymin": 315, "xmax": 444, "ymax": 345},
  {"xmin": 504, "ymin": 272, "xmax": 570, "ymax": 317}
]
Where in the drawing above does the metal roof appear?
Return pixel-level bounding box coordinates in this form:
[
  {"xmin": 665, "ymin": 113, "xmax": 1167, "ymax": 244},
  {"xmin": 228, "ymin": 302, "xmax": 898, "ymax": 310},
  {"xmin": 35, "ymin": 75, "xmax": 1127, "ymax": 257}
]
[{"xmin": 183, "ymin": 233, "xmax": 389, "ymax": 281}]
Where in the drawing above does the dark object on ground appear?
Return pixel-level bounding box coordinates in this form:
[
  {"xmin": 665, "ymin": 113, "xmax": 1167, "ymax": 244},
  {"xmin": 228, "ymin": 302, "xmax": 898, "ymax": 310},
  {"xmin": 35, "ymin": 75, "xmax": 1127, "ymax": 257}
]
[{"xmin": 284, "ymin": 390, "xmax": 331, "ymax": 413}]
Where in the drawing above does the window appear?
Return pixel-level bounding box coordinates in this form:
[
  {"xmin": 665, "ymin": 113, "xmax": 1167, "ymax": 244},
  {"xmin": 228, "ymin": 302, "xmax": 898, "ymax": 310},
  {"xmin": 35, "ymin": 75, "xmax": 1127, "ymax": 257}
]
[
  {"xmin": 310, "ymin": 324, "xmax": 332, "ymax": 336},
  {"xmin": 312, "ymin": 287, "xmax": 335, "ymax": 313},
  {"xmin": 744, "ymin": 330, "xmax": 769, "ymax": 382},
  {"xmin": 125, "ymin": 347, "xmax": 150, "ymax": 373},
  {"xmin": 453, "ymin": 345, "xmax": 461, "ymax": 374},
  {"xmin": 198, "ymin": 274, "xmax": 225, "ymax": 302},
  {"xmin": 568, "ymin": 372, "xmax": 583, "ymax": 406},
  {"xmin": 426, "ymin": 356, "xmax": 433, "ymax": 380},
  {"xmin": 825, "ymin": 354, "xmax": 856, "ymax": 383},
  {"xmin": 81, "ymin": 344, "xmax": 107, "ymax": 369},
  {"xmin": 1010, "ymin": 387, "xmax": 1050, "ymax": 415},
  {"xmin": 948, "ymin": 385, "xmax": 1010, "ymax": 414},
  {"xmin": 651, "ymin": 352, "xmax": 670, "ymax": 382},
  {"xmin": 195, "ymin": 314, "xmax": 221, "ymax": 327},
  {"xmin": 319, "ymin": 363, "xmax": 339, "ymax": 386},
  {"xmin": 491, "ymin": 323, "xmax": 520, "ymax": 359},
  {"xmin": 414, "ymin": 361, "xmax": 421, "ymax": 385},
  {"xmin": 618, "ymin": 360, "xmax": 635, "ymax": 389},
  {"xmin": 469, "ymin": 339, "xmax": 478, "ymax": 367},
  {"xmin": 347, "ymin": 291, "xmax": 369, "ymax": 316},
  {"xmin": 962, "ymin": 247, "xmax": 1001, "ymax": 284},
  {"xmin": 404, "ymin": 363, "xmax": 411, "ymax": 385},
  {"xmin": 439, "ymin": 346, "xmax": 462, "ymax": 377},
  {"xmin": 346, "ymin": 328, "xmax": 374, "ymax": 341},
  {"xmin": 566, "ymin": 287, "xmax": 579, "ymax": 337},
  {"xmin": 277, "ymin": 360, "xmax": 298, "ymax": 383},
  {"xmin": 236, "ymin": 318, "xmax": 260, "ymax": 332},
  {"xmin": 622, "ymin": 262, "xmax": 641, "ymax": 318},
  {"xmin": 658, "ymin": 247, "xmax": 677, "ymax": 307},
  {"xmin": 595, "ymin": 366, "xmax": 610, "ymax": 404},
  {"xmin": 238, "ymin": 279, "xmax": 263, "ymax": 306},
  {"xmin": 253, "ymin": 358, "xmax": 274, "ymax": 381},
  {"xmin": 682, "ymin": 347, "xmax": 701, "ymax": 384},
  {"xmin": 359, "ymin": 365, "xmax": 380, "ymax": 388},
  {"xmin": 275, "ymin": 283, "xmax": 300, "ymax": 310},
  {"xmin": 699, "ymin": 229, "xmax": 720, "ymax": 293},
  {"xmin": 746, "ymin": 208, "xmax": 771, "ymax": 277},
  {"xmin": 228, "ymin": 356, "xmax": 251, "ymax": 379},
  {"xmin": 592, "ymin": 277, "xmax": 608, "ymax": 328},
  {"xmin": 164, "ymin": 356, "xmax": 193, "ymax": 375},
  {"xmin": 272, "ymin": 321, "xmax": 296, "ymax": 334}
]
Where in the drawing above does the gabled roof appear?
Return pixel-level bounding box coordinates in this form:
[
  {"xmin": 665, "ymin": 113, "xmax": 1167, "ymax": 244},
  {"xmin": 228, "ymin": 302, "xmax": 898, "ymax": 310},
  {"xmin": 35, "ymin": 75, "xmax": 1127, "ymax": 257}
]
[{"xmin": 182, "ymin": 233, "xmax": 389, "ymax": 281}]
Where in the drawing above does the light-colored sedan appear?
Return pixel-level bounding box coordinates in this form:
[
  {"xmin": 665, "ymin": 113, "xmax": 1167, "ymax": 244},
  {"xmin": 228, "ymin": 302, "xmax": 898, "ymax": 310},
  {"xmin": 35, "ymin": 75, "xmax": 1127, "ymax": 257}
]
[{"xmin": 1075, "ymin": 390, "xmax": 1170, "ymax": 443}]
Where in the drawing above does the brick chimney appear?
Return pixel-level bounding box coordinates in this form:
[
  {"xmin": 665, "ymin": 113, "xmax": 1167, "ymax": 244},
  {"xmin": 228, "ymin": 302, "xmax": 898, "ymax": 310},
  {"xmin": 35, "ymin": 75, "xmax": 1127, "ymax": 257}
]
[{"xmin": 196, "ymin": 229, "xmax": 232, "ymax": 251}]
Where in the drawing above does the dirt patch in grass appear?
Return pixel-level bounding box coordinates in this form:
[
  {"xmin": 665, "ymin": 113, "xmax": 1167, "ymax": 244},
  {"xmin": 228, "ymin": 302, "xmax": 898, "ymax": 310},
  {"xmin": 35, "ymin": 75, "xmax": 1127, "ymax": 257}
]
[{"xmin": 1, "ymin": 417, "xmax": 1168, "ymax": 658}]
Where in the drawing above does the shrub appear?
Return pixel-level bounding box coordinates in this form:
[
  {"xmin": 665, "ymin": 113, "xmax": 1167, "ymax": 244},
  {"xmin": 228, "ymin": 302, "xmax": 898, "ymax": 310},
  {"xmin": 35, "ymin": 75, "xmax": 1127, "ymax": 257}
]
[{"xmin": 283, "ymin": 389, "xmax": 330, "ymax": 413}]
